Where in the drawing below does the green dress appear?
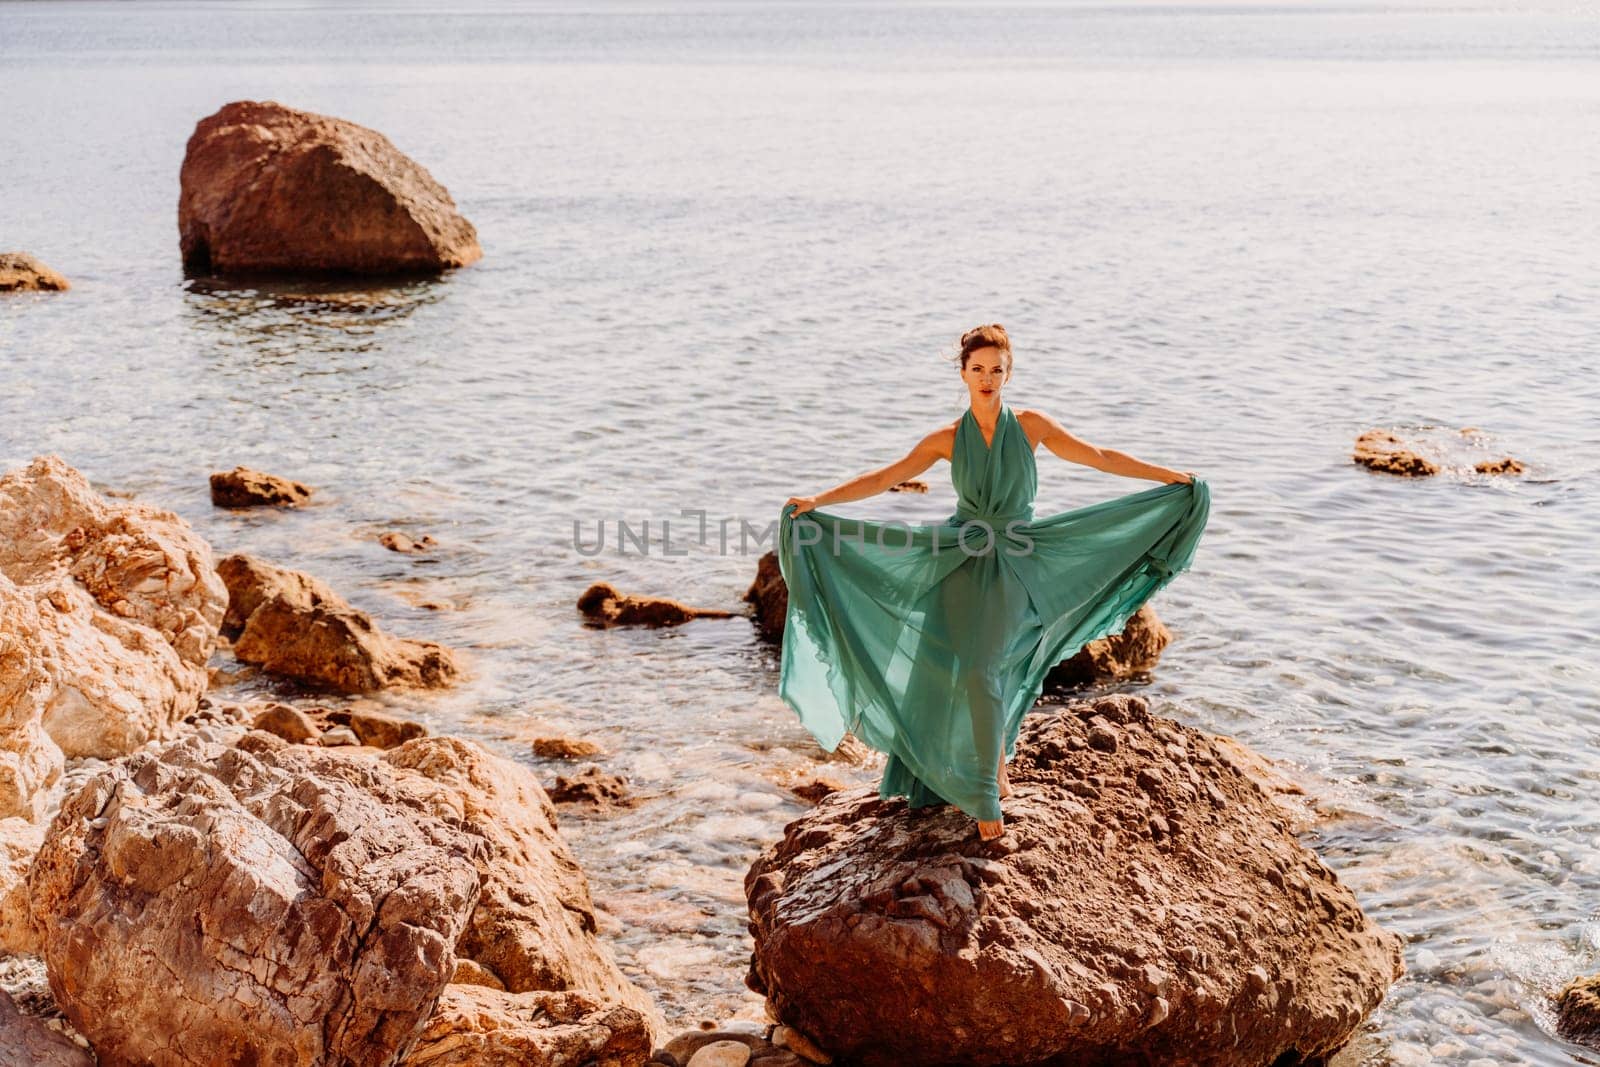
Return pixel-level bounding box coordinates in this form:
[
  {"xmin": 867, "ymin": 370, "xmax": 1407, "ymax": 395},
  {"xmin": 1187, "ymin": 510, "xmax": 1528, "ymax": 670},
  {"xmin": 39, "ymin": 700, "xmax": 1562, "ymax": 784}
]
[{"xmin": 777, "ymin": 403, "xmax": 1211, "ymax": 823}]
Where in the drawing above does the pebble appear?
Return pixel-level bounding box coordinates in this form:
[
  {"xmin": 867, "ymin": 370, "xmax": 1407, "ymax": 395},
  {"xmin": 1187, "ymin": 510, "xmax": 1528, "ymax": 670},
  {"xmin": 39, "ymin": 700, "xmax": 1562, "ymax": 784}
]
[{"xmin": 687, "ymin": 1041, "xmax": 752, "ymax": 1067}]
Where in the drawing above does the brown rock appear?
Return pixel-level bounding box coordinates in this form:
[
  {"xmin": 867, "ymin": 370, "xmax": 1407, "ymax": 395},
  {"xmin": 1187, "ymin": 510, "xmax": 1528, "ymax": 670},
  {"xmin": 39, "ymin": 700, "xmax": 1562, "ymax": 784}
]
[
  {"xmin": 216, "ymin": 551, "xmax": 341, "ymax": 637},
  {"xmin": 549, "ymin": 764, "xmax": 635, "ymax": 808},
  {"xmin": 179, "ymin": 99, "xmax": 481, "ymax": 275},
  {"xmin": 0, "ymin": 455, "xmax": 227, "ymax": 761},
  {"xmin": 744, "ymin": 694, "xmax": 1404, "ymax": 1067},
  {"xmin": 579, "ymin": 581, "xmax": 736, "ymax": 628},
  {"xmin": 1043, "ymin": 603, "xmax": 1171, "ymax": 691},
  {"xmin": 533, "ymin": 735, "xmax": 604, "ymax": 760},
  {"xmin": 377, "ymin": 738, "xmax": 661, "ymax": 1035},
  {"xmin": 208, "ymin": 464, "xmax": 314, "ymax": 507},
  {"xmin": 743, "ymin": 552, "xmax": 788, "ymax": 642},
  {"xmin": 1556, "ymin": 972, "xmax": 1600, "ymax": 1048},
  {"xmin": 348, "ymin": 707, "xmax": 429, "ymax": 748},
  {"xmin": 27, "ymin": 735, "xmax": 484, "ymax": 1067},
  {"xmin": 403, "ymin": 984, "xmax": 654, "ymax": 1066},
  {"xmin": 1475, "ymin": 457, "xmax": 1525, "ymax": 475},
  {"xmin": 0, "ymin": 989, "xmax": 93, "ymax": 1067},
  {"xmin": 789, "ymin": 778, "xmax": 845, "ymax": 804},
  {"xmin": 218, "ymin": 552, "xmax": 458, "ymax": 693},
  {"xmin": 0, "ymin": 252, "xmax": 70, "ymax": 292},
  {"xmin": 1353, "ymin": 429, "xmax": 1439, "ymax": 476}
]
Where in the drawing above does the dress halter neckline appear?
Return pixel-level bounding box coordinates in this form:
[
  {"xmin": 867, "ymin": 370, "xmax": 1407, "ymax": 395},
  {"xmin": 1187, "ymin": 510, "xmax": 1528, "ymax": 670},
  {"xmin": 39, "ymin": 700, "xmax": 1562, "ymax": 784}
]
[{"xmin": 965, "ymin": 404, "xmax": 1008, "ymax": 452}]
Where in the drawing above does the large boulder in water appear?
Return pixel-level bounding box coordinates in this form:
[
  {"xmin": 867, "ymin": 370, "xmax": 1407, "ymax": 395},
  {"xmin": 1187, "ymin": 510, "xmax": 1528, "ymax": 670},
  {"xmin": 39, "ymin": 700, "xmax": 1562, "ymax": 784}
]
[
  {"xmin": 744, "ymin": 694, "xmax": 1404, "ymax": 1067},
  {"xmin": 0, "ymin": 455, "xmax": 227, "ymax": 762},
  {"xmin": 178, "ymin": 99, "xmax": 482, "ymax": 276}
]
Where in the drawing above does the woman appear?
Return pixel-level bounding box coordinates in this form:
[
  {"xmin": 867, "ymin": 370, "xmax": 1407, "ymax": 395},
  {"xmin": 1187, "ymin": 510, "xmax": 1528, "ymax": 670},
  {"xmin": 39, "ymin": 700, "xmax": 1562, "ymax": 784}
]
[{"xmin": 780, "ymin": 323, "xmax": 1209, "ymax": 842}]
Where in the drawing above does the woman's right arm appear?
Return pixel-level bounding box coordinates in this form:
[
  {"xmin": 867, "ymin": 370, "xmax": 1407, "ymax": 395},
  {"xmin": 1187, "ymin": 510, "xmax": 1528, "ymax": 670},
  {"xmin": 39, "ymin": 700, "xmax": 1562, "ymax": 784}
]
[{"xmin": 786, "ymin": 430, "xmax": 947, "ymax": 515}]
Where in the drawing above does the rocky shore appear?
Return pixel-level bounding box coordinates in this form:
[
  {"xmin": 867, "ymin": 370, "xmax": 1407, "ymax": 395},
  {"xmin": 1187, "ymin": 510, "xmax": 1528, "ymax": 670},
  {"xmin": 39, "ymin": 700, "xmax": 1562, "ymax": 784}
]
[{"xmin": 0, "ymin": 450, "xmax": 1436, "ymax": 1065}]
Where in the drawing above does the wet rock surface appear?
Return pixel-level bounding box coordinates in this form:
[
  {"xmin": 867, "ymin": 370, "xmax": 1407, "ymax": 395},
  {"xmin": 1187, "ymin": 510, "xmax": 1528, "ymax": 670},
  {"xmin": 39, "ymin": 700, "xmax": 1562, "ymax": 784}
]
[{"xmin": 208, "ymin": 464, "xmax": 315, "ymax": 507}]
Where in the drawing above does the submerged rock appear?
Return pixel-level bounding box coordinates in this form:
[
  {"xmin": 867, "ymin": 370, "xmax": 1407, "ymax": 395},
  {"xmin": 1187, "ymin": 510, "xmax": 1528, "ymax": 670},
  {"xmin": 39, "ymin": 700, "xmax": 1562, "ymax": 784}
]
[
  {"xmin": 0, "ymin": 252, "xmax": 70, "ymax": 292},
  {"xmin": 179, "ymin": 99, "xmax": 482, "ymax": 276},
  {"xmin": 578, "ymin": 581, "xmax": 736, "ymax": 628},
  {"xmin": 1474, "ymin": 456, "xmax": 1525, "ymax": 475},
  {"xmin": 218, "ymin": 552, "xmax": 458, "ymax": 692},
  {"xmin": 1555, "ymin": 972, "xmax": 1600, "ymax": 1048},
  {"xmin": 744, "ymin": 694, "xmax": 1404, "ymax": 1067},
  {"xmin": 1353, "ymin": 429, "xmax": 1439, "ymax": 476}
]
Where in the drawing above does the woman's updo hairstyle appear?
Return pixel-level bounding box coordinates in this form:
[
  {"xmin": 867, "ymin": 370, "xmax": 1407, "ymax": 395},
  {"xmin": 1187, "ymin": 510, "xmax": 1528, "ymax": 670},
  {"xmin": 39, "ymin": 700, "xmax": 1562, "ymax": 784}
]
[{"xmin": 950, "ymin": 322, "xmax": 1013, "ymax": 378}]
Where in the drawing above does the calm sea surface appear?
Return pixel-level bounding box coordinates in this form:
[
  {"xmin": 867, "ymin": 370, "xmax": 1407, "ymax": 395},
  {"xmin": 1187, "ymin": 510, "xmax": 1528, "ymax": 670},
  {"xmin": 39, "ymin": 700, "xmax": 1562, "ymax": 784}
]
[{"xmin": 3, "ymin": 1, "xmax": 1600, "ymax": 1061}]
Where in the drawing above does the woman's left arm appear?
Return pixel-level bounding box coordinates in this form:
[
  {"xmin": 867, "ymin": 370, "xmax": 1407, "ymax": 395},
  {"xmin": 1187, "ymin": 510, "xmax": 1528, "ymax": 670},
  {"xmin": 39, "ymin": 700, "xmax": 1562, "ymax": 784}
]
[{"xmin": 1025, "ymin": 410, "xmax": 1192, "ymax": 484}]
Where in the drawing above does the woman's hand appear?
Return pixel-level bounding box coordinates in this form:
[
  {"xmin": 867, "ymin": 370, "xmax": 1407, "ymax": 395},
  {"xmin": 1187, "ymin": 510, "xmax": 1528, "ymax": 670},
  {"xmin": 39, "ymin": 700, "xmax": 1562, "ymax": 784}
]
[
  {"xmin": 785, "ymin": 495, "xmax": 820, "ymax": 516},
  {"xmin": 1163, "ymin": 470, "xmax": 1196, "ymax": 485}
]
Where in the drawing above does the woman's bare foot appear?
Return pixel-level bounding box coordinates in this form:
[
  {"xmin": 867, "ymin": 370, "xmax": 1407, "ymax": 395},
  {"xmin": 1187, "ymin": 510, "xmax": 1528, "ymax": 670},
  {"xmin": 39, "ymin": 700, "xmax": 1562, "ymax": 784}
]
[
  {"xmin": 997, "ymin": 756, "xmax": 1013, "ymax": 799},
  {"xmin": 977, "ymin": 817, "xmax": 1006, "ymax": 841}
]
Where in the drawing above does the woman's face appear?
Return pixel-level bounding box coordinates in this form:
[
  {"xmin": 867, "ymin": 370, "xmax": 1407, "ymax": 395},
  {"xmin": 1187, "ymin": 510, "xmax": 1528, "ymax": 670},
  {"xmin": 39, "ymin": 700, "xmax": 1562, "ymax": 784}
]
[{"xmin": 962, "ymin": 345, "xmax": 1011, "ymax": 402}]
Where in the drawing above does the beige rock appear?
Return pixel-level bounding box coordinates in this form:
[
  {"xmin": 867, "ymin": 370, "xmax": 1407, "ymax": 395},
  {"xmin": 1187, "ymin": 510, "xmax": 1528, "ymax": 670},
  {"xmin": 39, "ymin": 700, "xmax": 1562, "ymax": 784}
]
[
  {"xmin": 27, "ymin": 734, "xmax": 484, "ymax": 1067},
  {"xmin": 179, "ymin": 99, "xmax": 481, "ymax": 275},
  {"xmin": 688, "ymin": 1039, "xmax": 754, "ymax": 1066},
  {"xmin": 0, "ymin": 455, "xmax": 226, "ymax": 760},
  {"xmin": 402, "ymin": 984, "xmax": 653, "ymax": 1066},
  {"xmin": 0, "ymin": 816, "xmax": 44, "ymax": 953},
  {"xmin": 0, "ymin": 580, "xmax": 64, "ymax": 821},
  {"xmin": 0, "ymin": 252, "xmax": 70, "ymax": 292},
  {"xmin": 208, "ymin": 464, "xmax": 314, "ymax": 507},
  {"xmin": 532, "ymin": 735, "xmax": 604, "ymax": 760},
  {"xmin": 381, "ymin": 531, "xmax": 438, "ymax": 553},
  {"xmin": 251, "ymin": 700, "xmax": 321, "ymax": 743}
]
